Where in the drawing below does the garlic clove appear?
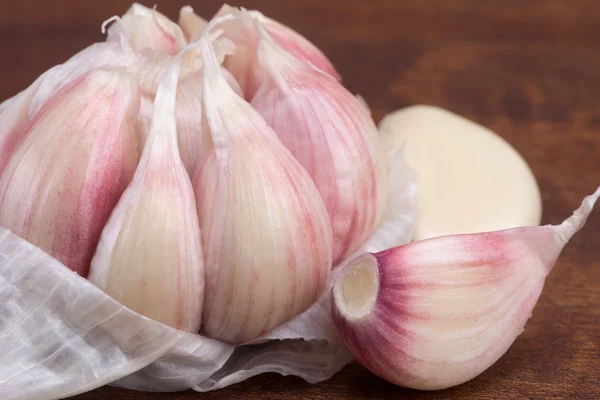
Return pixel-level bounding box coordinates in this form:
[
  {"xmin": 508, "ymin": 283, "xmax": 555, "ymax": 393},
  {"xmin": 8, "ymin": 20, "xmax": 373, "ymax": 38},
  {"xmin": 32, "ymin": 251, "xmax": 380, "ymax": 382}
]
[
  {"xmin": 331, "ymin": 187, "xmax": 600, "ymax": 390},
  {"xmin": 379, "ymin": 105, "xmax": 542, "ymax": 240},
  {"xmin": 0, "ymin": 76, "xmax": 43, "ymax": 175},
  {"xmin": 251, "ymin": 18, "xmax": 388, "ymax": 265},
  {"xmin": 89, "ymin": 48, "xmax": 204, "ymax": 332},
  {"xmin": 213, "ymin": 5, "xmax": 340, "ymax": 99},
  {"xmin": 0, "ymin": 69, "xmax": 140, "ymax": 277},
  {"xmin": 178, "ymin": 5, "xmax": 207, "ymax": 42},
  {"xmin": 106, "ymin": 3, "xmax": 187, "ymax": 55},
  {"xmin": 194, "ymin": 16, "xmax": 333, "ymax": 344}
]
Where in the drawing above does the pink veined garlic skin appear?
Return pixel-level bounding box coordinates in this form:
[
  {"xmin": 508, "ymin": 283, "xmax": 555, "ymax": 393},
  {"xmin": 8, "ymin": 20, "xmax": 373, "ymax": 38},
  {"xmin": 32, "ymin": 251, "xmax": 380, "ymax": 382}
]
[
  {"xmin": 214, "ymin": 5, "xmax": 341, "ymax": 99},
  {"xmin": 0, "ymin": 69, "xmax": 140, "ymax": 277},
  {"xmin": 331, "ymin": 187, "xmax": 600, "ymax": 390},
  {"xmin": 251, "ymin": 18, "xmax": 388, "ymax": 264},
  {"xmin": 194, "ymin": 16, "xmax": 333, "ymax": 345}
]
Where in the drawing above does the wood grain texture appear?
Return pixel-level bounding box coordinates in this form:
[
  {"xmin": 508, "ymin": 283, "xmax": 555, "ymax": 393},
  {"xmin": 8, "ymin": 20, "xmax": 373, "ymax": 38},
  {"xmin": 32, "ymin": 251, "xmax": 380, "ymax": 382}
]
[{"xmin": 2, "ymin": 0, "xmax": 599, "ymax": 399}]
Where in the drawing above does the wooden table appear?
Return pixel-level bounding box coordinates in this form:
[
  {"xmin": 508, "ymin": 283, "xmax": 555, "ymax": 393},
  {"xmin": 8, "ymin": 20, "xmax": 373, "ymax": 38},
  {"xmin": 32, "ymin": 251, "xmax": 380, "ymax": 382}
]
[{"xmin": 3, "ymin": 1, "xmax": 599, "ymax": 399}]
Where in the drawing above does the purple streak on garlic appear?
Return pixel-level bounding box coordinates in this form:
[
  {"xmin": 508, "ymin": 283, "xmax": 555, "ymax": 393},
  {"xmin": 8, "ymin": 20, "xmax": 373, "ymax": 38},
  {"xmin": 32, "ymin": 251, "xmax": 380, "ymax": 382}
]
[
  {"xmin": 178, "ymin": 6, "xmax": 207, "ymax": 42},
  {"xmin": 194, "ymin": 16, "xmax": 333, "ymax": 344},
  {"xmin": 251, "ymin": 18, "xmax": 388, "ymax": 265},
  {"xmin": 106, "ymin": 3, "xmax": 187, "ymax": 55},
  {"xmin": 88, "ymin": 48, "xmax": 204, "ymax": 332},
  {"xmin": 0, "ymin": 69, "xmax": 140, "ymax": 277},
  {"xmin": 331, "ymin": 187, "xmax": 600, "ymax": 390},
  {"xmin": 214, "ymin": 5, "xmax": 340, "ymax": 99}
]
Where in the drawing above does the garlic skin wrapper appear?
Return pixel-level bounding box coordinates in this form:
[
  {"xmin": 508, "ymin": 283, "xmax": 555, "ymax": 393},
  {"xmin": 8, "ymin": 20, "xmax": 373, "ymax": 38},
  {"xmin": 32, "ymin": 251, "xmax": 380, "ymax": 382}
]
[
  {"xmin": 0, "ymin": 69, "xmax": 140, "ymax": 277},
  {"xmin": 214, "ymin": 5, "xmax": 340, "ymax": 98},
  {"xmin": 379, "ymin": 105, "xmax": 542, "ymax": 240},
  {"xmin": 178, "ymin": 5, "xmax": 207, "ymax": 42},
  {"xmin": 194, "ymin": 16, "xmax": 333, "ymax": 344},
  {"xmin": 106, "ymin": 3, "xmax": 187, "ymax": 55},
  {"xmin": 251, "ymin": 19, "xmax": 388, "ymax": 264},
  {"xmin": 331, "ymin": 187, "xmax": 600, "ymax": 390},
  {"xmin": 89, "ymin": 50, "xmax": 204, "ymax": 332}
]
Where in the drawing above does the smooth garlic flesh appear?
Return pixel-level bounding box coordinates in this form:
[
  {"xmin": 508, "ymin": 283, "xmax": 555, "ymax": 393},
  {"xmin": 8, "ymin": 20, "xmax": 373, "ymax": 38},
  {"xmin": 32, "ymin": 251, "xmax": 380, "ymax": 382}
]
[
  {"xmin": 251, "ymin": 18, "xmax": 388, "ymax": 264},
  {"xmin": 379, "ymin": 105, "xmax": 542, "ymax": 240},
  {"xmin": 0, "ymin": 69, "xmax": 140, "ymax": 276},
  {"xmin": 331, "ymin": 187, "xmax": 599, "ymax": 390},
  {"xmin": 89, "ymin": 50, "xmax": 204, "ymax": 332},
  {"xmin": 194, "ymin": 16, "xmax": 333, "ymax": 344}
]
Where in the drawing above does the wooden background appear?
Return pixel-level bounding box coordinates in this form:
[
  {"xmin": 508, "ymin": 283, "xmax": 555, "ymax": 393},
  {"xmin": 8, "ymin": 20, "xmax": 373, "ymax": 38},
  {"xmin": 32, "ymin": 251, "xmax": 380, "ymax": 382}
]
[{"xmin": 2, "ymin": 0, "xmax": 599, "ymax": 399}]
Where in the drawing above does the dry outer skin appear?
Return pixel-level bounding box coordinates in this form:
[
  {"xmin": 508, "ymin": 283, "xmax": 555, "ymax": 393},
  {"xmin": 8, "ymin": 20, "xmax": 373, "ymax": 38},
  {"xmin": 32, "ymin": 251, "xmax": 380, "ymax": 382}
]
[{"xmin": 2, "ymin": 0, "xmax": 600, "ymax": 399}]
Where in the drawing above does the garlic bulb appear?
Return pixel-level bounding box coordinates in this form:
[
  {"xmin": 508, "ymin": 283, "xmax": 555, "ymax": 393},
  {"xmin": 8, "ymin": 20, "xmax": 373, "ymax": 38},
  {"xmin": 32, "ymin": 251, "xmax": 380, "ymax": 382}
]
[
  {"xmin": 0, "ymin": 69, "xmax": 140, "ymax": 276},
  {"xmin": 251, "ymin": 18, "xmax": 388, "ymax": 264},
  {"xmin": 106, "ymin": 3, "xmax": 187, "ymax": 55},
  {"xmin": 194, "ymin": 16, "xmax": 333, "ymax": 344},
  {"xmin": 213, "ymin": 5, "xmax": 340, "ymax": 98},
  {"xmin": 178, "ymin": 5, "xmax": 207, "ymax": 42},
  {"xmin": 89, "ymin": 49, "xmax": 204, "ymax": 332},
  {"xmin": 331, "ymin": 187, "xmax": 600, "ymax": 390}
]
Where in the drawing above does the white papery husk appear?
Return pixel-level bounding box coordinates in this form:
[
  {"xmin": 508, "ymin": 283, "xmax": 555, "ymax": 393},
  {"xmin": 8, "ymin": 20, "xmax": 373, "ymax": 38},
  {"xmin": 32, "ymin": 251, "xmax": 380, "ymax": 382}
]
[{"xmin": 0, "ymin": 135, "xmax": 414, "ymax": 399}]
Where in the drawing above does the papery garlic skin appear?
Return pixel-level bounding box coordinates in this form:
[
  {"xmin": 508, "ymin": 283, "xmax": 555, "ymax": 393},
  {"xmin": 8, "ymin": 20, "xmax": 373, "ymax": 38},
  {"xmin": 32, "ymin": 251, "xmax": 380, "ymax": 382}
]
[
  {"xmin": 0, "ymin": 69, "xmax": 140, "ymax": 277},
  {"xmin": 331, "ymin": 188, "xmax": 600, "ymax": 390},
  {"xmin": 194, "ymin": 16, "xmax": 333, "ymax": 344},
  {"xmin": 179, "ymin": 6, "xmax": 207, "ymax": 42},
  {"xmin": 106, "ymin": 3, "xmax": 187, "ymax": 55},
  {"xmin": 251, "ymin": 20, "xmax": 388, "ymax": 264},
  {"xmin": 215, "ymin": 5, "xmax": 340, "ymax": 98},
  {"xmin": 89, "ymin": 50, "xmax": 204, "ymax": 332}
]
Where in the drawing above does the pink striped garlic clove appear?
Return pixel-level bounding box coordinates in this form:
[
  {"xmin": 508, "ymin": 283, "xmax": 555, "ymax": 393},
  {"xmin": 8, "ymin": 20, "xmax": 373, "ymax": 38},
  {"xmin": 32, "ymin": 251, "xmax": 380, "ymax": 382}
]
[
  {"xmin": 331, "ymin": 187, "xmax": 600, "ymax": 390},
  {"xmin": 89, "ymin": 49, "xmax": 204, "ymax": 332},
  {"xmin": 213, "ymin": 5, "xmax": 340, "ymax": 99},
  {"xmin": 178, "ymin": 6, "xmax": 207, "ymax": 42},
  {"xmin": 0, "ymin": 69, "xmax": 140, "ymax": 277},
  {"xmin": 251, "ymin": 18, "xmax": 388, "ymax": 265},
  {"xmin": 0, "ymin": 76, "xmax": 44, "ymax": 175},
  {"xmin": 106, "ymin": 3, "xmax": 187, "ymax": 55},
  {"xmin": 193, "ymin": 16, "xmax": 333, "ymax": 344}
]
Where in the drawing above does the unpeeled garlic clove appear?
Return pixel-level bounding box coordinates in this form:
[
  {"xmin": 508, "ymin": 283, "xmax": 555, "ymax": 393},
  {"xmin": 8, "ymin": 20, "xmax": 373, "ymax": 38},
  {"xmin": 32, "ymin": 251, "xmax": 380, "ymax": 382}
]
[
  {"xmin": 251, "ymin": 19, "xmax": 388, "ymax": 264},
  {"xmin": 178, "ymin": 5, "xmax": 207, "ymax": 42},
  {"xmin": 331, "ymin": 187, "xmax": 600, "ymax": 390},
  {"xmin": 89, "ymin": 49, "xmax": 204, "ymax": 332},
  {"xmin": 106, "ymin": 3, "xmax": 187, "ymax": 55},
  {"xmin": 0, "ymin": 69, "xmax": 140, "ymax": 277},
  {"xmin": 194, "ymin": 16, "xmax": 333, "ymax": 344},
  {"xmin": 214, "ymin": 5, "xmax": 340, "ymax": 98}
]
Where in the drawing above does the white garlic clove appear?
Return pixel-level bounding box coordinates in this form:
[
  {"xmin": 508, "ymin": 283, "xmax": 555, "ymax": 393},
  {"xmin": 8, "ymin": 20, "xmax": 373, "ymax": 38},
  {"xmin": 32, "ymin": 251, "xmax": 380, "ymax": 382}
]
[
  {"xmin": 331, "ymin": 187, "xmax": 600, "ymax": 390},
  {"xmin": 194, "ymin": 16, "xmax": 333, "ymax": 344},
  {"xmin": 213, "ymin": 5, "xmax": 340, "ymax": 99},
  {"xmin": 251, "ymin": 18, "xmax": 388, "ymax": 265},
  {"xmin": 379, "ymin": 105, "xmax": 542, "ymax": 240},
  {"xmin": 106, "ymin": 3, "xmax": 187, "ymax": 55},
  {"xmin": 178, "ymin": 5, "xmax": 207, "ymax": 42},
  {"xmin": 89, "ymin": 49, "xmax": 204, "ymax": 332},
  {"xmin": 0, "ymin": 69, "xmax": 140, "ymax": 277}
]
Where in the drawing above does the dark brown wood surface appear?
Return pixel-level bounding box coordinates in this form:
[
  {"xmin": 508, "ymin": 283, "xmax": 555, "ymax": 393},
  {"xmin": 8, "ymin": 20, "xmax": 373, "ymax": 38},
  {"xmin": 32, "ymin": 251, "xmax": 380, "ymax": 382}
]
[{"xmin": 3, "ymin": 1, "xmax": 599, "ymax": 399}]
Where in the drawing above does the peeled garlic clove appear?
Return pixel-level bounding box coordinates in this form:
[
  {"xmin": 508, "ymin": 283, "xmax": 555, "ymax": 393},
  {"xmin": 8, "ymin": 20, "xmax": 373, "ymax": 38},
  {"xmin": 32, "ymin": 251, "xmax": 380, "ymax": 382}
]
[
  {"xmin": 251, "ymin": 19, "xmax": 388, "ymax": 264},
  {"xmin": 89, "ymin": 50, "xmax": 204, "ymax": 332},
  {"xmin": 214, "ymin": 5, "xmax": 340, "ymax": 98},
  {"xmin": 0, "ymin": 77, "xmax": 43, "ymax": 175},
  {"xmin": 0, "ymin": 69, "xmax": 140, "ymax": 277},
  {"xmin": 331, "ymin": 187, "xmax": 600, "ymax": 390},
  {"xmin": 379, "ymin": 105, "xmax": 542, "ymax": 240},
  {"xmin": 178, "ymin": 5, "xmax": 207, "ymax": 42},
  {"xmin": 106, "ymin": 3, "xmax": 187, "ymax": 55},
  {"xmin": 194, "ymin": 16, "xmax": 333, "ymax": 344}
]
